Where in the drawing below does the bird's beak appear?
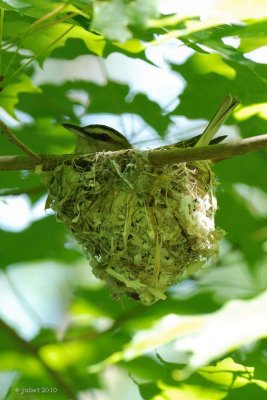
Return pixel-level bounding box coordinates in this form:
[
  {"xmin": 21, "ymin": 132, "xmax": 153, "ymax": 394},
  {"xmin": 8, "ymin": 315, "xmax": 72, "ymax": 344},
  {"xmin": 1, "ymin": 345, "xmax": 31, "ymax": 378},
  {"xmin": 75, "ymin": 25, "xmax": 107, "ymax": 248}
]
[{"xmin": 61, "ymin": 123, "xmax": 87, "ymax": 138}]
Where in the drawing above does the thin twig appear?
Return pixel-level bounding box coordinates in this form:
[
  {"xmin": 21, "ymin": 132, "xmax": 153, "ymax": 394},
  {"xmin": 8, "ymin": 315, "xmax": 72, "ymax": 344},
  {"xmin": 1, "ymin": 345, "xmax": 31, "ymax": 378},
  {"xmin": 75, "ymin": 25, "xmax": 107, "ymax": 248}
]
[
  {"xmin": 0, "ymin": 155, "xmax": 38, "ymax": 170},
  {"xmin": 0, "ymin": 120, "xmax": 41, "ymax": 161}
]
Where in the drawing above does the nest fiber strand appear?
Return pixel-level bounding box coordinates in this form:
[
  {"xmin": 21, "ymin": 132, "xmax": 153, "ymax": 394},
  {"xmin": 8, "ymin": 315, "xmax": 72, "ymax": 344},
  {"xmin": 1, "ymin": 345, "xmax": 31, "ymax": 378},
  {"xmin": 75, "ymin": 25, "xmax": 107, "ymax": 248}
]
[{"xmin": 43, "ymin": 151, "xmax": 223, "ymax": 305}]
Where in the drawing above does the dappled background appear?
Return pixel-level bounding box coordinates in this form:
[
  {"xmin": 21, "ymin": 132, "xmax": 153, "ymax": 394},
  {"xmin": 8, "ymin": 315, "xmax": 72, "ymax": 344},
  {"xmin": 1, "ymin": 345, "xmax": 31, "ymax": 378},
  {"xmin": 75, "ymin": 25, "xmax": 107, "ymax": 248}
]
[{"xmin": 1, "ymin": 0, "xmax": 267, "ymax": 399}]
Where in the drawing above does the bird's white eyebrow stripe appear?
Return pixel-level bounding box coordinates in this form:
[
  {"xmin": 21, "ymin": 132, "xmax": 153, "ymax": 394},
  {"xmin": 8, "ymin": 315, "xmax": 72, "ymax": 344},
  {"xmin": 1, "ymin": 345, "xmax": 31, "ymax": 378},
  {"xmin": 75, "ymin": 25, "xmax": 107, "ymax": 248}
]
[
  {"xmin": 84, "ymin": 130, "xmax": 123, "ymax": 143},
  {"xmin": 84, "ymin": 125, "xmax": 127, "ymax": 141}
]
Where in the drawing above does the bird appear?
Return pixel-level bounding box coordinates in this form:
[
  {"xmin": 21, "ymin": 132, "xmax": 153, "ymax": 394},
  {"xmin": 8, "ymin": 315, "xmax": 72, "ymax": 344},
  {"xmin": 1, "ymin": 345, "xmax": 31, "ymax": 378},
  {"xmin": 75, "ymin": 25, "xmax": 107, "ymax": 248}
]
[{"xmin": 61, "ymin": 95, "xmax": 239, "ymax": 154}]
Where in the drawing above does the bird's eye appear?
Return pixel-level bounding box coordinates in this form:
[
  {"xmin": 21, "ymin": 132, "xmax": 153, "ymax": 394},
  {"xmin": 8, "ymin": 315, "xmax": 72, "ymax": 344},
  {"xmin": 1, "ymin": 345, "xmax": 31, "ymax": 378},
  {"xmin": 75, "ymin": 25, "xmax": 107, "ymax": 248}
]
[{"xmin": 99, "ymin": 133, "xmax": 110, "ymax": 141}]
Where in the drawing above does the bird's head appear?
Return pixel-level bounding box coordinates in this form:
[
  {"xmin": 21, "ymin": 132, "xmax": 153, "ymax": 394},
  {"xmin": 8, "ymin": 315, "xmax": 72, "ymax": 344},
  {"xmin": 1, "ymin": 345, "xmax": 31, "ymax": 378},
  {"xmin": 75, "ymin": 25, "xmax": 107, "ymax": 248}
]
[{"xmin": 62, "ymin": 123, "xmax": 132, "ymax": 153}]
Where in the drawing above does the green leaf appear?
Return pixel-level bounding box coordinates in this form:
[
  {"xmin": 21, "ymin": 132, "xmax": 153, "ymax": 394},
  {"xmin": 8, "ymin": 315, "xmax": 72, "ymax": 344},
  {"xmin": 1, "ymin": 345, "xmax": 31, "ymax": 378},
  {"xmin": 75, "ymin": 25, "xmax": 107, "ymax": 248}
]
[
  {"xmin": 0, "ymin": 74, "xmax": 40, "ymax": 117},
  {"xmin": 199, "ymin": 358, "xmax": 267, "ymax": 390},
  {"xmin": 22, "ymin": 22, "xmax": 105, "ymax": 63},
  {"xmin": 238, "ymin": 19, "xmax": 267, "ymax": 52},
  {"xmin": 17, "ymin": 85, "xmax": 76, "ymax": 121},
  {"xmin": 2, "ymin": 10, "xmax": 32, "ymax": 38}
]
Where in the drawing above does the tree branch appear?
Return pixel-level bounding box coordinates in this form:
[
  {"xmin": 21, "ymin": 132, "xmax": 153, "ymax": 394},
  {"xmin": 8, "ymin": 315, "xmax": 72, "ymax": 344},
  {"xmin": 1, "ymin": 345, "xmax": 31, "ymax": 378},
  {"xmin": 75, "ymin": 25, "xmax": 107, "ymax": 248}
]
[
  {"xmin": 0, "ymin": 134, "xmax": 267, "ymax": 171},
  {"xmin": 148, "ymin": 134, "xmax": 267, "ymax": 165},
  {"xmin": 0, "ymin": 184, "xmax": 45, "ymax": 196},
  {"xmin": 0, "ymin": 120, "xmax": 41, "ymax": 161}
]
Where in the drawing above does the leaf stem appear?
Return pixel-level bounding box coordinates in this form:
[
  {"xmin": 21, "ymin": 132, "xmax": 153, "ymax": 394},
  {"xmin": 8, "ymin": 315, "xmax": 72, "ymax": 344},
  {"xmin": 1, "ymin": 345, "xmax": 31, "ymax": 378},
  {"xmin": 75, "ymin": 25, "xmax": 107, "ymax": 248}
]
[
  {"xmin": 4, "ymin": 25, "xmax": 74, "ymax": 84},
  {"xmin": 2, "ymin": 2, "xmax": 92, "ymax": 54},
  {"xmin": 2, "ymin": 2, "xmax": 92, "ymax": 77}
]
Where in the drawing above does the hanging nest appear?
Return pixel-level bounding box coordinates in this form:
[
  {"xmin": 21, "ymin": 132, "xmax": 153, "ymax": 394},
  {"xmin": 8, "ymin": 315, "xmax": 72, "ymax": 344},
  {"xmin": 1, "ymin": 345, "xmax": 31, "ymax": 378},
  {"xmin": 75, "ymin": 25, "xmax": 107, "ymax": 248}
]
[{"xmin": 42, "ymin": 151, "xmax": 223, "ymax": 305}]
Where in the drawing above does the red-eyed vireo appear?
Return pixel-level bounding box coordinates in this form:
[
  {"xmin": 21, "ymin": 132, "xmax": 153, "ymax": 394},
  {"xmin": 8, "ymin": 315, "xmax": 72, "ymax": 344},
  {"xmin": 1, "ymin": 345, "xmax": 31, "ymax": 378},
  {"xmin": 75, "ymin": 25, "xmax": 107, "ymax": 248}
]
[{"xmin": 61, "ymin": 95, "xmax": 239, "ymax": 153}]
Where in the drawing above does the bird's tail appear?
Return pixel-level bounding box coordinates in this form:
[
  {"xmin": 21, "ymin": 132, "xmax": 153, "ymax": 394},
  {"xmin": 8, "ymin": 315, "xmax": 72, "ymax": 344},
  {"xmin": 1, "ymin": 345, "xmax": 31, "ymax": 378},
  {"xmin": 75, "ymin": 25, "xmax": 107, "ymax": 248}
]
[{"xmin": 194, "ymin": 94, "xmax": 239, "ymax": 148}]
